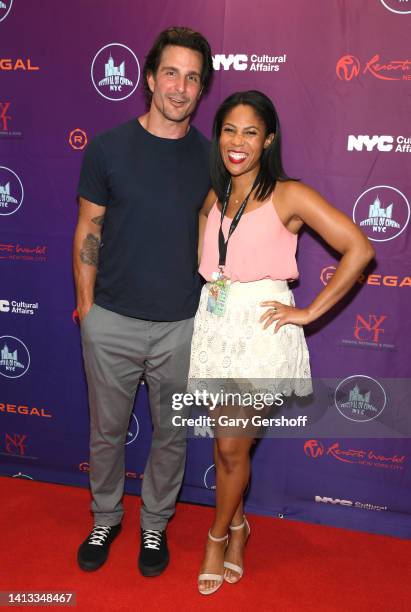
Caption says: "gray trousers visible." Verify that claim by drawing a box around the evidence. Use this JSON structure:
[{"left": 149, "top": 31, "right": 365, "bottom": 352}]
[{"left": 81, "top": 304, "right": 194, "bottom": 530}]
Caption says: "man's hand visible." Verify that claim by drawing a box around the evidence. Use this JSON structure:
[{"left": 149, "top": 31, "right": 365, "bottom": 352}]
[{"left": 77, "top": 302, "right": 94, "bottom": 322}]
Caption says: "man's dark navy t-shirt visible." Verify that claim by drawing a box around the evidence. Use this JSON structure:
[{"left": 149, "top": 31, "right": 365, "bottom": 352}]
[{"left": 77, "top": 119, "right": 210, "bottom": 321}]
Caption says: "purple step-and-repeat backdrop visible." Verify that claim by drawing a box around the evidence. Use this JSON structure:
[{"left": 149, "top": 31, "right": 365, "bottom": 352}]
[{"left": 1, "top": 0, "right": 410, "bottom": 538}]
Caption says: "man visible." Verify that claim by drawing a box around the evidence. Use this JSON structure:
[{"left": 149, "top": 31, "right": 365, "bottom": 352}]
[{"left": 73, "top": 26, "right": 212, "bottom": 576}]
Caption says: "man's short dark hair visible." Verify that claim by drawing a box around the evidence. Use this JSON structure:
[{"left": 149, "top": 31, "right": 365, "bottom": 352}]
[{"left": 143, "top": 26, "right": 213, "bottom": 103}]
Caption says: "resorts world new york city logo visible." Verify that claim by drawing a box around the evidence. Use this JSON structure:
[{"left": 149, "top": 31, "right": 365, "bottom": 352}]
[
  {"left": 91, "top": 43, "right": 140, "bottom": 101},
  {"left": 0, "top": 166, "right": 24, "bottom": 216},
  {"left": 304, "top": 439, "right": 406, "bottom": 470},
  {"left": 336, "top": 54, "right": 411, "bottom": 81},
  {"left": 0, "top": 0, "right": 13, "bottom": 23}
]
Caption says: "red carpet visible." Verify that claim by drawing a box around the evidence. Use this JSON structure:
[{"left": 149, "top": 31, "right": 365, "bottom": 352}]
[{"left": 1, "top": 476, "right": 410, "bottom": 611}]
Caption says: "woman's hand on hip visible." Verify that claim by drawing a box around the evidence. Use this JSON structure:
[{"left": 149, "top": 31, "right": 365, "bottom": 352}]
[{"left": 259, "top": 300, "right": 312, "bottom": 332}]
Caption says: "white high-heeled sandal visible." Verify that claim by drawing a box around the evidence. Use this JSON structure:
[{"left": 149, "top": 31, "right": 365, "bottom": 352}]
[
  {"left": 224, "top": 516, "right": 250, "bottom": 584},
  {"left": 198, "top": 530, "right": 229, "bottom": 595}
]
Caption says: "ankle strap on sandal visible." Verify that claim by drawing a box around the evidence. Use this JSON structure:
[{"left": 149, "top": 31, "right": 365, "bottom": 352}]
[
  {"left": 208, "top": 530, "right": 229, "bottom": 542},
  {"left": 229, "top": 515, "right": 247, "bottom": 531}
]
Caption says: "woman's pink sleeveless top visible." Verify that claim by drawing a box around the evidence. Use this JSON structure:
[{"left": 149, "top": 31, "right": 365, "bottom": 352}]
[{"left": 199, "top": 198, "right": 299, "bottom": 282}]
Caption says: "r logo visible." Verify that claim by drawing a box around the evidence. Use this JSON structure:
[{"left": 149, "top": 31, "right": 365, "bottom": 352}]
[
  {"left": 69, "top": 129, "right": 88, "bottom": 150},
  {"left": 336, "top": 55, "right": 361, "bottom": 81}
]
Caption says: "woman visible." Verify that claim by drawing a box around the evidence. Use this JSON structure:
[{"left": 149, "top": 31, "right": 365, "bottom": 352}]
[{"left": 189, "top": 91, "right": 374, "bottom": 595}]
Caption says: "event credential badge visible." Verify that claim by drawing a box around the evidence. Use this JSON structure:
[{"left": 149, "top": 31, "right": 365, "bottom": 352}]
[{"left": 207, "top": 271, "right": 231, "bottom": 316}]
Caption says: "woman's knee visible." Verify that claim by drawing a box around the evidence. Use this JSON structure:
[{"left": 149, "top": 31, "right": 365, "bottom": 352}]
[{"left": 216, "top": 439, "right": 250, "bottom": 472}]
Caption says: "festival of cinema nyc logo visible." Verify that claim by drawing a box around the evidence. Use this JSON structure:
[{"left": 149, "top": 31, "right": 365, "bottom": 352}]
[
  {"left": 336, "top": 54, "right": 411, "bottom": 81},
  {"left": 353, "top": 186, "right": 410, "bottom": 242},
  {"left": 91, "top": 43, "right": 140, "bottom": 101},
  {"left": 0, "top": 166, "right": 24, "bottom": 215},
  {"left": 0, "top": 336, "right": 30, "bottom": 378},
  {"left": 380, "top": 0, "right": 411, "bottom": 14},
  {"left": 334, "top": 375, "right": 386, "bottom": 422},
  {"left": 0, "top": 0, "right": 13, "bottom": 23}
]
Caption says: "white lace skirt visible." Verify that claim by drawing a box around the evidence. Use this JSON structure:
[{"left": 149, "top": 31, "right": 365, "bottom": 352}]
[{"left": 188, "top": 279, "right": 312, "bottom": 397}]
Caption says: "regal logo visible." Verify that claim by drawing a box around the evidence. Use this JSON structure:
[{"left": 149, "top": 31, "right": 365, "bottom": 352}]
[
  {"left": 321, "top": 265, "right": 411, "bottom": 288},
  {"left": 0, "top": 403, "right": 52, "bottom": 418},
  {"left": 0, "top": 58, "right": 39, "bottom": 71}
]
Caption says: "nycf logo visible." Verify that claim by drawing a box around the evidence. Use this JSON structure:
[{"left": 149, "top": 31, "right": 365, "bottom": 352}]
[
  {"left": 0, "top": 102, "right": 11, "bottom": 131},
  {"left": 91, "top": 43, "right": 140, "bottom": 101},
  {"left": 347, "top": 135, "right": 411, "bottom": 154},
  {"left": 334, "top": 375, "right": 386, "bottom": 422},
  {"left": 353, "top": 186, "right": 410, "bottom": 242},
  {"left": 336, "top": 54, "right": 411, "bottom": 81},
  {"left": 0, "top": 166, "right": 24, "bottom": 216},
  {"left": 380, "top": 0, "right": 411, "bottom": 14},
  {"left": 0, "top": 0, "right": 13, "bottom": 23},
  {"left": 69, "top": 128, "right": 88, "bottom": 150},
  {"left": 354, "top": 315, "right": 386, "bottom": 343},
  {"left": 0, "top": 336, "right": 30, "bottom": 378},
  {"left": 4, "top": 433, "right": 27, "bottom": 456}
]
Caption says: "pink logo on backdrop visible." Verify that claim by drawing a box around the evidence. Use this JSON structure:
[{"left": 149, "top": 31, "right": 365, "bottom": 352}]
[
  {"left": 336, "top": 55, "right": 360, "bottom": 81},
  {"left": 304, "top": 439, "right": 324, "bottom": 458},
  {"left": 353, "top": 186, "right": 410, "bottom": 243},
  {"left": 380, "top": 0, "right": 411, "bottom": 14},
  {"left": 336, "top": 54, "right": 411, "bottom": 81}
]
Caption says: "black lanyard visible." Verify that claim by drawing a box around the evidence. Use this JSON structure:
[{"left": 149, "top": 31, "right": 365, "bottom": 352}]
[{"left": 218, "top": 180, "right": 255, "bottom": 268}]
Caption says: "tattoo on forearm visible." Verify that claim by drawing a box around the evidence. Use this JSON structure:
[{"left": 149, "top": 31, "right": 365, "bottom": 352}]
[
  {"left": 91, "top": 215, "right": 105, "bottom": 227},
  {"left": 80, "top": 233, "right": 100, "bottom": 266}
]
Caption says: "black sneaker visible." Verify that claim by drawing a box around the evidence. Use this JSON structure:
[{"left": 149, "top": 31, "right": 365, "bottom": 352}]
[
  {"left": 77, "top": 523, "right": 121, "bottom": 571},
  {"left": 138, "top": 528, "right": 169, "bottom": 577}
]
